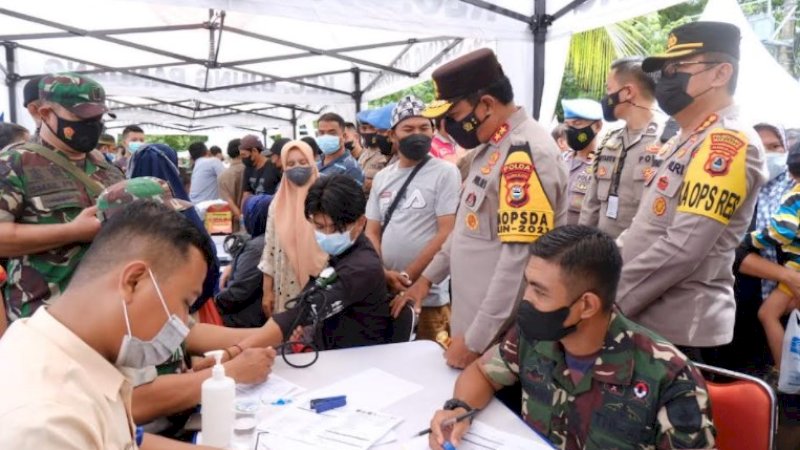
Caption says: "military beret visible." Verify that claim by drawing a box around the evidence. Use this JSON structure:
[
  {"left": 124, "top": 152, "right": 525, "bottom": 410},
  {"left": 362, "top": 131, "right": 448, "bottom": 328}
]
[
  {"left": 96, "top": 177, "right": 193, "bottom": 222},
  {"left": 39, "top": 73, "right": 113, "bottom": 119},
  {"left": 562, "top": 99, "right": 603, "bottom": 121}
]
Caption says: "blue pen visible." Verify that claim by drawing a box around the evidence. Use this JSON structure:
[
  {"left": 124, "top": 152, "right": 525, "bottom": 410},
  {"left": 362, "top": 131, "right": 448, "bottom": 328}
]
[{"left": 443, "top": 442, "right": 456, "bottom": 450}]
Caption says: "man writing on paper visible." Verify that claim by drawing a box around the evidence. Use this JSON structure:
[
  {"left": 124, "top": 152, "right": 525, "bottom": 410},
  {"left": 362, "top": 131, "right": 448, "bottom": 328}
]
[{"left": 428, "top": 226, "right": 715, "bottom": 450}]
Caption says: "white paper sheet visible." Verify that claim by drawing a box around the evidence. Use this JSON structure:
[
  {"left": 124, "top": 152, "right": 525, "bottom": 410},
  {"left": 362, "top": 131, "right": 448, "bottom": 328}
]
[
  {"left": 399, "top": 421, "right": 553, "bottom": 450},
  {"left": 235, "top": 373, "right": 306, "bottom": 405},
  {"left": 256, "top": 405, "right": 402, "bottom": 450},
  {"left": 294, "top": 367, "right": 423, "bottom": 411}
]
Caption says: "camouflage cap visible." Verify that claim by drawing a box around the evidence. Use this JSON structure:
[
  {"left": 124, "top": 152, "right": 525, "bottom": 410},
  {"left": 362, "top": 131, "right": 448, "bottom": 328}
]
[
  {"left": 39, "top": 73, "right": 111, "bottom": 119},
  {"left": 96, "top": 177, "right": 194, "bottom": 222}
]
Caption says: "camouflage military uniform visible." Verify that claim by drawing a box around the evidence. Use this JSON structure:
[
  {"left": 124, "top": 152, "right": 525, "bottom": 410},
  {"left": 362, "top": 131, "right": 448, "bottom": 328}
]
[
  {"left": 480, "top": 312, "right": 716, "bottom": 449},
  {"left": 0, "top": 73, "right": 124, "bottom": 321}
]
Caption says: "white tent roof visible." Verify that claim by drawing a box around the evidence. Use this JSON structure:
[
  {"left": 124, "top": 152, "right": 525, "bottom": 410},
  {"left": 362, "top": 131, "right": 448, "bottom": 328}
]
[
  {"left": 702, "top": 0, "right": 800, "bottom": 128},
  {"left": 0, "top": 0, "right": 684, "bottom": 137}
]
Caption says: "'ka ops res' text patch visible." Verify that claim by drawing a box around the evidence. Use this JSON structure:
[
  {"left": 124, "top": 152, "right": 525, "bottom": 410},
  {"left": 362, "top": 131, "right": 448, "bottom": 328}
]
[{"left": 676, "top": 129, "right": 748, "bottom": 225}]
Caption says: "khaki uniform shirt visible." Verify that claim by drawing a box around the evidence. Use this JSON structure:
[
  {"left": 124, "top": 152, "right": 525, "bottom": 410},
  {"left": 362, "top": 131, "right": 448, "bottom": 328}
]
[
  {"left": 423, "top": 108, "right": 568, "bottom": 352},
  {"left": 0, "top": 308, "right": 136, "bottom": 449},
  {"left": 358, "top": 147, "right": 388, "bottom": 186},
  {"left": 579, "top": 120, "right": 663, "bottom": 238},
  {"left": 618, "top": 106, "right": 767, "bottom": 346},
  {"left": 564, "top": 152, "right": 594, "bottom": 225}
]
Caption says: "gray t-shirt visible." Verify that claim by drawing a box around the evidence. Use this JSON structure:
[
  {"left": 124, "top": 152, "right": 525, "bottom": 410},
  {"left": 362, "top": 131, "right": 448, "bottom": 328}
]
[
  {"left": 366, "top": 157, "right": 461, "bottom": 307},
  {"left": 189, "top": 157, "right": 225, "bottom": 203}
]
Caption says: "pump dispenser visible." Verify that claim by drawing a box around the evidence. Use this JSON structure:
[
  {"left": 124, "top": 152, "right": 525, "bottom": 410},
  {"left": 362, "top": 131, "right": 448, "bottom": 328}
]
[{"left": 201, "top": 350, "right": 235, "bottom": 447}]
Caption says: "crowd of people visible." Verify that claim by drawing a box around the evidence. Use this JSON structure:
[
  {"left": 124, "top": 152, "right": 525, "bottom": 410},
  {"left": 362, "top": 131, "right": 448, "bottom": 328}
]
[{"left": 0, "top": 18, "right": 798, "bottom": 450}]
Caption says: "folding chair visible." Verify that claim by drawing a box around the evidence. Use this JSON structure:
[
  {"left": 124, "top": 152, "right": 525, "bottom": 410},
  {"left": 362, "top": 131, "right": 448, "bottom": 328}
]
[{"left": 694, "top": 363, "right": 777, "bottom": 450}]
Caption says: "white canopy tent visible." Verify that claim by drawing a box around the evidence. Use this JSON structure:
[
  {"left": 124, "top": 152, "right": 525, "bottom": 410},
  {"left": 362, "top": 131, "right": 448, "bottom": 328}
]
[
  {"left": 702, "top": 0, "right": 800, "bottom": 128},
  {"left": 0, "top": 0, "right": 686, "bottom": 141}
]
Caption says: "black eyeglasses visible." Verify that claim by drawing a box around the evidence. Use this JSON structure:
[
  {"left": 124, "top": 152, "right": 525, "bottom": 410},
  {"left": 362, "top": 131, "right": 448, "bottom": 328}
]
[{"left": 661, "top": 61, "right": 723, "bottom": 77}]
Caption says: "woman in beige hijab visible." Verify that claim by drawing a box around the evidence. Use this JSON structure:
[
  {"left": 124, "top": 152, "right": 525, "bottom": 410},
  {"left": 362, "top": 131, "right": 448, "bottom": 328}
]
[{"left": 258, "top": 140, "right": 328, "bottom": 316}]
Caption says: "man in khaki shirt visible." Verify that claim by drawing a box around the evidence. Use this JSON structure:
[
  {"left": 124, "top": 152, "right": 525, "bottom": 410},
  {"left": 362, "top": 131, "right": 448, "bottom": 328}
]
[
  {"left": 357, "top": 105, "right": 394, "bottom": 194},
  {"left": 0, "top": 195, "right": 240, "bottom": 449},
  {"left": 405, "top": 48, "right": 568, "bottom": 368},
  {"left": 618, "top": 22, "right": 766, "bottom": 360},
  {"left": 218, "top": 138, "right": 245, "bottom": 232},
  {"left": 579, "top": 57, "right": 664, "bottom": 238}
]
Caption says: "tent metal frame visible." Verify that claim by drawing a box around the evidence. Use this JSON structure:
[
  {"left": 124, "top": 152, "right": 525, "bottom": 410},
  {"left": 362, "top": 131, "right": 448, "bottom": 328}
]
[
  {"left": 0, "top": 6, "right": 463, "bottom": 128},
  {"left": 459, "top": 0, "right": 589, "bottom": 119}
]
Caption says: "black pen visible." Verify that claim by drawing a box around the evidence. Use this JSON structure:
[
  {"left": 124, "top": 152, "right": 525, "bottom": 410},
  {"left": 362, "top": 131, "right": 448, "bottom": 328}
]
[{"left": 415, "top": 409, "right": 480, "bottom": 436}]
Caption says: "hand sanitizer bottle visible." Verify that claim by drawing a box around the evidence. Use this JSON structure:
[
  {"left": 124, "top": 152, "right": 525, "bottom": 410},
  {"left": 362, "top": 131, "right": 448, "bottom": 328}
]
[{"left": 201, "top": 350, "right": 235, "bottom": 447}]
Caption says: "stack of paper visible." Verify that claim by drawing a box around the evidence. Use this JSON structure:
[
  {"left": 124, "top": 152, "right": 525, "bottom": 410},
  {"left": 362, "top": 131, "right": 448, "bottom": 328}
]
[{"left": 400, "top": 421, "right": 554, "bottom": 450}]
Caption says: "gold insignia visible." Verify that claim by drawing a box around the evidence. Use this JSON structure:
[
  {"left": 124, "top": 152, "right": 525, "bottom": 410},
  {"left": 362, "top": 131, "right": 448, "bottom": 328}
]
[
  {"left": 652, "top": 196, "right": 667, "bottom": 216},
  {"left": 465, "top": 212, "right": 479, "bottom": 231},
  {"left": 667, "top": 33, "right": 678, "bottom": 49}
]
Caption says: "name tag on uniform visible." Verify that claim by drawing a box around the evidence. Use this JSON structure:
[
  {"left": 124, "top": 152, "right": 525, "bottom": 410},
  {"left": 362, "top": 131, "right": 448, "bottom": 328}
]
[{"left": 606, "top": 195, "right": 619, "bottom": 219}]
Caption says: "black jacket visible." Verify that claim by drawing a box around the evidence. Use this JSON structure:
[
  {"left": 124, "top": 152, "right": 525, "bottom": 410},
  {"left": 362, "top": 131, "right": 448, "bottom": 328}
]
[
  {"left": 216, "top": 235, "right": 267, "bottom": 328},
  {"left": 272, "top": 233, "right": 391, "bottom": 350}
]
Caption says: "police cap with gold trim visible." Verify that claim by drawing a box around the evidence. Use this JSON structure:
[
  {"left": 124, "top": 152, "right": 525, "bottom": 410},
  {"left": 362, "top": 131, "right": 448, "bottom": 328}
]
[
  {"left": 642, "top": 21, "right": 741, "bottom": 73},
  {"left": 422, "top": 48, "right": 505, "bottom": 118}
]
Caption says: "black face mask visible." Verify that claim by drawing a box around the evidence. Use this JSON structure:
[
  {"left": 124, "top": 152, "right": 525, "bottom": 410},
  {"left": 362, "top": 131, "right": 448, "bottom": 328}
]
[
  {"left": 566, "top": 124, "right": 596, "bottom": 151},
  {"left": 601, "top": 88, "right": 628, "bottom": 122},
  {"left": 655, "top": 72, "right": 696, "bottom": 116},
  {"left": 375, "top": 134, "right": 393, "bottom": 156},
  {"left": 655, "top": 66, "right": 717, "bottom": 117},
  {"left": 398, "top": 134, "right": 432, "bottom": 161},
  {"left": 242, "top": 155, "right": 255, "bottom": 168},
  {"left": 361, "top": 133, "right": 376, "bottom": 149},
  {"left": 444, "top": 103, "right": 489, "bottom": 150},
  {"left": 517, "top": 297, "right": 583, "bottom": 344},
  {"left": 45, "top": 114, "right": 104, "bottom": 154},
  {"left": 344, "top": 141, "right": 355, "bottom": 152}
]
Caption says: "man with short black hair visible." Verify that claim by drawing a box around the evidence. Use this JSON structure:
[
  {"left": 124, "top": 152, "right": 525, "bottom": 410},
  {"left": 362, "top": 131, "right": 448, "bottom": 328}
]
[
  {"left": 316, "top": 112, "right": 365, "bottom": 184},
  {"left": 239, "top": 134, "right": 282, "bottom": 205},
  {"left": 117, "top": 124, "right": 145, "bottom": 172},
  {"left": 218, "top": 138, "right": 245, "bottom": 231},
  {"left": 269, "top": 137, "right": 290, "bottom": 171},
  {"left": 236, "top": 174, "right": 391, "bottom": 351},
  {"left": 0, "top": 123, "right": 29, "bottom": 151},
  {"left": 618, "top": 21, "right": 766, "bottom": 358},
  {"left": 188, "top": 141, "right": 225, "bottom": 204},
  {"left": 344, "top": 121, "right": 363, "bottom": 159},
  {"left": 0, "top": 200, "right": 224, "bottom": 450},
  {"left": 579, "top": 57, "right": 663, "bottom": 238},
  {"left": 209, "top": 145, "right": 224, "bottom": 162},
  {"left": 427, "top": 225, "right": 715, "bottom": 450},
  {"left": 23, "top": 75, "right": 43, "bottom": 140}
]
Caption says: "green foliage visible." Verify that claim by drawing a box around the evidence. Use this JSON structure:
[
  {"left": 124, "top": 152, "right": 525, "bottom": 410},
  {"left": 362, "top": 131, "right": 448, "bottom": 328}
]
[
  {"left": 368, "top": 80, "right": 435, "bottom": 108},
  {"left": 142, "top": 134, "right": 208, "bottom": 151}
]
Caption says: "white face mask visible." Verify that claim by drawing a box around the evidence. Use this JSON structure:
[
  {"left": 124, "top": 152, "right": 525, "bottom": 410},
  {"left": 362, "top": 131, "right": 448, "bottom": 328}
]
[
  {"left": 115, "top": 268, "right": 190, "bottom": 369},
  {"left": 766, "top": 152, "right": 788, "bottom": 182}
]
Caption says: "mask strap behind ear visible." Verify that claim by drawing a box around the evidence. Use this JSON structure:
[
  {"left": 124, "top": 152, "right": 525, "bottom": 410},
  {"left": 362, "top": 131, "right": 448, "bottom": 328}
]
[
  {"left": 147, "top": 268, "right": 172, "bottom": 317},
  {"left": 120, "top": 298, "right": 133, "bottom": 335}
]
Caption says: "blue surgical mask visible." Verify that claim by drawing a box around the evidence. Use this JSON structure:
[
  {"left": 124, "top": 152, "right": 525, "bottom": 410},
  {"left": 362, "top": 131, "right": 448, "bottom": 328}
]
[
  {"left": 316, "top": 135, "right": 341, "bottom": 155},
  {"left": 314, "top": 228, "right": 355, "bottom": 256},
  {"left": 128, "top": 141, "right": 145, "bottom": 153},
  {"left": 766, "top": 152, "right": 787, "bottom": 181},
  {"left": 115, "top": 268, "right": 190, "bottom": 369}
]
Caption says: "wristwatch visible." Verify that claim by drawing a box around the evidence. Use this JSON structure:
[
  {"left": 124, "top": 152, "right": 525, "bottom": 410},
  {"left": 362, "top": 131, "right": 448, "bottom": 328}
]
[{"left": 443, "top": 398, "right": 474, "bottom": 413}]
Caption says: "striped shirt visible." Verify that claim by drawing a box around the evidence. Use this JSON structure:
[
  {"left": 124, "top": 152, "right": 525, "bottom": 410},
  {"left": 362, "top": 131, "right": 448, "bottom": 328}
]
[{"left": 749, "top": 183, "right": 800, "bottom": 268}]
